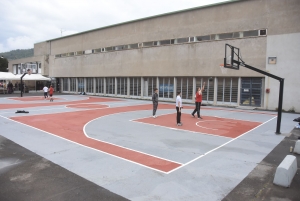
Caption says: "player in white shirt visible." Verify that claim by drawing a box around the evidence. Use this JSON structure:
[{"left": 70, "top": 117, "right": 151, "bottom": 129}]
[
  {"left": 176, "top": 91, "right": 182, "bottom": 126},
  {"left": 43, "top": 85, "right": 49, "bottom": 99}
]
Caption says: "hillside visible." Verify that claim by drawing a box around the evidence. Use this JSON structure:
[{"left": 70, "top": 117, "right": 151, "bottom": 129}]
[{"left": 0, "top": 48, "right": 34, "bottom": 60}]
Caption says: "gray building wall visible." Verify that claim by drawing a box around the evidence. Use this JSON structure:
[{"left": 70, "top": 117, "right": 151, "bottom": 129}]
[{"left": 265, "top": 32, "right": 300, "bottom": 112}]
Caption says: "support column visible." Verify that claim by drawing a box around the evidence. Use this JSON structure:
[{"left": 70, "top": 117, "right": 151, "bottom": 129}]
[
  {"left": 127, "top": 77, "right": 130, "bottom": 97},
  {"left": 93, "top": 78, "right": 96, "bottom": 94},
  {"left": 237, "top": 77, "right": 241, "bottom": 106},
  {"left": 173, "top": 77, "right": 177, "bottom": 100},
  {"left": 141, "top": 77, "right": 144, "bottom": 98},
  {"left": 84, "top": 78, "right": 87, "bottom": 93},
  {"left": 68, "top": 78, "right": 70, "bottom": 92},
  {"left": 192, "top": 77, "right": 196, "bottom": 102},
  {"left": 76, "top": 78, "right": 78, "bottom": 93},
  {"left": 213, "top": 77, "right": 218, "bottom": 105},
  {"left": 103, "top": 78, "right": 106, "bottom": 95},
  {"left": 115, "top": 77, "right": 117, "bottom": 96}
]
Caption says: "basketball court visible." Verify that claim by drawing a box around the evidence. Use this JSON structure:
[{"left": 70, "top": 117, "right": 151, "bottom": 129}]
[{"left": 0, "top": 94, "right": 298, "bottom": 200}]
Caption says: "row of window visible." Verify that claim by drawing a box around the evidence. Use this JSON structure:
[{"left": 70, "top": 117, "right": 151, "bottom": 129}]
[
  {"left": 55, "top": 29, "right": 267, "bottom": 58},
  {"left": 62, "top": 77, "right": 241, "bottom": 104},
  {"left": 12, "top": 63, "right": 41, "bottom": 74}
]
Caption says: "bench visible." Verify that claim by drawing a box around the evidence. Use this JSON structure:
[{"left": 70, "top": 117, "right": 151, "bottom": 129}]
[{"left": 273, "top": 155, "right": 297, "bottom": 187}]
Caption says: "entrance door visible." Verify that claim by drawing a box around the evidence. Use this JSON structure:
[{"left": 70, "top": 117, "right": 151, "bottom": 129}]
[{"left": 240, "top": 78, "right": 262, "bottom": 107}]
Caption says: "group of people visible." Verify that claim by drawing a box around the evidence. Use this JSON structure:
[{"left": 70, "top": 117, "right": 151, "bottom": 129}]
[
  {"left": 42, "top": 85, "right": 54, "bottom": 102},
  {"left": 152, "top": 82, "right": 206, "bottom": 126}
]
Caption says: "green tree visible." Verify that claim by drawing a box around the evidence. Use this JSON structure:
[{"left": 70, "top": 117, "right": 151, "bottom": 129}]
[{"left": 0, "top": 57, "right": 9, "bottom": 72}]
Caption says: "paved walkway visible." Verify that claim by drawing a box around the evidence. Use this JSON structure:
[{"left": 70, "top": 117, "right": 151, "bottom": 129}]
[{"left": 0, "top": 93, "right": 299, "bottom": 200}]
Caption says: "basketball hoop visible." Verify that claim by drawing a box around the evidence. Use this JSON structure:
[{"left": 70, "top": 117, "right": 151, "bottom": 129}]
[
  {"left": 27, "top": 69, "right": 31, "bottom": 75},
  {"left": 219, "top": 64, "right": 228, "bottom": 75}
]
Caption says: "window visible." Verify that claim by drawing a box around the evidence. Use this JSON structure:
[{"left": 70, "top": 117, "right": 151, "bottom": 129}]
[
  {"left": 143, "top": 41, "right": 154, "bottom": 47},
  {"left": 68, "top": 52, "right": 75, "bottom": 56},
  {"left": 115, "top": 45, "right": 128, "bottom": 51},
  {"left": 159, "top": 40, "right": 171, "bottom": 46},
  {"left": 55, "top": 54, "right": 61, "bottom": 58},
  {"left": 196, "top": 77, "right": 214, "bottom": 102},
  {"left": 218, "top": 33, "right": 234, "bottom": 40},
  {"left": 176, "top": 37, "right": 189, "bottom": 44},
  {"left": 76, "top": 51, "right": 84, "bottom": 55},
  {"left": 94, "top": 48, "right": 101, "bottom": 53},
  {"left": 196, "top": 35, "right": 210, "bottom": 41},
  {"left": 159, "top": 77, "right": 174, "bottom": 99},
  {"left": 96, "top": 78, "right": 104, "bottom": 94},
  {"left": 63, "top": 78, "right": 69, "bottom": 91},
  {"left": 78, "top": 78, "right": 84, "bottom": 93},
  {"left": 128, "top": 43, "right": 139, "bottom": 49},
  {"left": 117, "top": 77, "right": 127, "bottom": 95},
  {"left": 106, "top": 77, "right": 115, "bottom": 95},
  {"left": 86, "top": 78, "right": 93, "bottom": 93},
  {"left": 146, "top": 77, "right": 157, "bottom": 97},
  {"left": 130, "top": 77, "right": 141, "bottom": 96},
  {"left": 243, "top": 30, "right": 258, "bottom": 37},
  {"left": 105, "top": 47, "right": 114, "bottom": 52},
  {"left": 70, "top": 78, "right": 76, "bottom": 92},
  {"left": 177, "top": 77, "right": 193, "bottom": 100}
]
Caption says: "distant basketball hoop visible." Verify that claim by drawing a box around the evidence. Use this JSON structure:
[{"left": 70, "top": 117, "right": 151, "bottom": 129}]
[{"left": 219, "top": 64, "right": 228, "bottom": 74}]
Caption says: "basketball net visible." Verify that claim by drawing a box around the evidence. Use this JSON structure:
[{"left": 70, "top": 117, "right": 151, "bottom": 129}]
[{"left": 219, "top": 64, "right": 227, "bottom": 75}]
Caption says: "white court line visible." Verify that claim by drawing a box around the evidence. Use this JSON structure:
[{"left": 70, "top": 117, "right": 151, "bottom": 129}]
[
  {"left": 1, "top": 105, "right": 276, "bottom": 174},
  {"left": 0, "top": 114, "right": 173, "bottom": 174},
  {"left": 166, "top": 116, "right": 277, "bottom": 174},
  {"left": 195, "top": 120, "right": 219, "bottom": 130},
  {"left": 83, "top": 110, "right": 183, "bottom": 167},
  {"left": 130, "top": 113, "right": 232, "bottom": 139}
]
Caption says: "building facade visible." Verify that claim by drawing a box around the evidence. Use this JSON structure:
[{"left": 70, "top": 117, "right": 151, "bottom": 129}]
[{"left": 9, "top": 0, "right": 300, "bottom": 111}]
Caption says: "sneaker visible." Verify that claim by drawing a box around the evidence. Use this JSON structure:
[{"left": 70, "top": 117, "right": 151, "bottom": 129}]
[
  {"left": 191, "top": 113, "right": 195, "bottom": 118},
  {"left": 177, "top": 123, "right": 182, "bottom": 126},
  {"left": 153, "top": 116, "right": 156, "bottom": 118},
  {"left": 199, "top": 116, "right": 203, "bottom": 119},
  {"left": 155, "top": 115, "right": 157, "bottom": 118}
]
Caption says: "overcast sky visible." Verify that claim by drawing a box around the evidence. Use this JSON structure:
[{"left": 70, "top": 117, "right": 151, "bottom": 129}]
[{"left": 0, "top": 0, "right": 229, "bottom": 52}]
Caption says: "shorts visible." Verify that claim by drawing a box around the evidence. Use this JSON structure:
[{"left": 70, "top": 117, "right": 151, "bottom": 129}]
[
  {"left": 49, "top": 94, "right": 53, "bottom": 97},
  {"left": 44, "top": 92, "right": 48, "bottom": 97}
]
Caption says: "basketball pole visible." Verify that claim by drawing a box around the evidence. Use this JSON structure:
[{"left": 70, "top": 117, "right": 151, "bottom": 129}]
[
  {"left": 20, "top": 69, "right": 31, "bottom": 97},
  {"left": 233, "top": 60, "right": 284, "bottom": 134}
]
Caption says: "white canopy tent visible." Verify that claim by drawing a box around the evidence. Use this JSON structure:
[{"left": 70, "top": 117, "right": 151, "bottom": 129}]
[
  {"left": 14, "top": 74, "right": 51, "bottom": 81},
  {"left": 0, "top": 72, "right": 51, "bottom": 93},
  {"left": 0, "top": 72, "right": 19, "bottom": 80},
  {"left": 0, "top": 72, "right": 51, "bottom": 81}
]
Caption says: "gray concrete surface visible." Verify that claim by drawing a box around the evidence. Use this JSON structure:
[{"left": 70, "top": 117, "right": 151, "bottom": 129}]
[
  {"left": 0, "top": 135, "right": 129, "bottom": 201},
  {"left": 223, "top": 128, "right": 300, "bottom": 201},
  {"left": 1, "top": 94, "right": 300, "bottom": 200}
]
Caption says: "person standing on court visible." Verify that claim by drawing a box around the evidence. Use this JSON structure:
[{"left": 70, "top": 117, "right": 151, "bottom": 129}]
[
  {"left": 49, "top": 85, "right": 54, "bottom": 102},
  {"left": 152, "top": 88, "right": 158, "bottom": 118},
  {"left": 176, "top": 91, "right": 182, "bottom": 126},
  {"left": 192, "top": 82, "right": 206, "bottom": 119},
  {"left": 43, "top": 85, "right": 49, "bottom": 99}
]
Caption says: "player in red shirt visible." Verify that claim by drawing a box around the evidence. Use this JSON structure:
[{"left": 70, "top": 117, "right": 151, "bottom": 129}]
[
  {"left": 192, "top": 82, "right": 205, "bottom": 119},
  {"left": 49, "top": 85, "right": 54, "bottom": 102}
]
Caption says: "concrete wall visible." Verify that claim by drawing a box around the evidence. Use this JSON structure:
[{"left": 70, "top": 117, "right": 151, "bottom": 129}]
[
  {"left": 8, "top": 56, "right": 46, "bottom": 76},
  {"left": 265, "top": 32, "right": 300, "bottom": 112},
  {"left": 50, "top": 37, "right": 266, "bottom": 77}
]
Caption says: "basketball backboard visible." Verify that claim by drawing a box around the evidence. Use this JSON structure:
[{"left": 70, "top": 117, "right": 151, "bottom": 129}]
[{"left": 224, "top": 44, "right": 240, "bottom": 70}]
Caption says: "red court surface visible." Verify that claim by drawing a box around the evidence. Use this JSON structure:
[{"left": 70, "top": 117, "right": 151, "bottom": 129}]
[
  {"left": 133, "top": 113, "right": 262, "bottom": 138},
  {"left": 9, "top": 97, "right": 62, "bottom": 101},
  {"left": 11, "top": 103, "right": 182, "bottom": 173},
  {"left": 66, "top": 103, "right": 109, "bottom": 109},
  {"left": 0, "top": 97, "right": 121, "bottom": 109}
]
